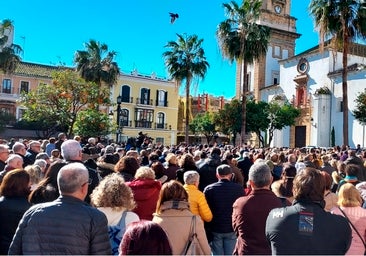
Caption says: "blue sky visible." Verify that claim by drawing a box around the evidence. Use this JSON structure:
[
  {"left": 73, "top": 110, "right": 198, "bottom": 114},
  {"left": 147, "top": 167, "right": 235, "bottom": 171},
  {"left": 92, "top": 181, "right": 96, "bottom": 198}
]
[{"left": 1, "top": 0, "right": 318, "bottom": 98}]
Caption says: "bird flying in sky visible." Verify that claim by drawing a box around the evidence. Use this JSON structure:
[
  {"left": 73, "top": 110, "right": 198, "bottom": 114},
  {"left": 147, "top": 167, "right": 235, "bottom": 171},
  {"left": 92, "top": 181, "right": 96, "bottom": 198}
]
[{"left": 169, "top": 13, "right": 179, "bottom": 24}]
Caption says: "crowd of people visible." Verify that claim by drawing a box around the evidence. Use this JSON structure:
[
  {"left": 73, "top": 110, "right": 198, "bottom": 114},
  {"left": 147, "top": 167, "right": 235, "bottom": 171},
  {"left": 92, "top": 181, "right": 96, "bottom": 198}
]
[{"left": 0, "top": 132, "right": 366, "bottom": 255}]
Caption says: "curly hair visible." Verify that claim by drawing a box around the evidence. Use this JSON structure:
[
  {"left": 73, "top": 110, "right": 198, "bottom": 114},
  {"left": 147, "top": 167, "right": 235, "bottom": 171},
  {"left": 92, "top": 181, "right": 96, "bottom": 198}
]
[{"left": 90, "top": 173, "right": 136, "bottom": 211}]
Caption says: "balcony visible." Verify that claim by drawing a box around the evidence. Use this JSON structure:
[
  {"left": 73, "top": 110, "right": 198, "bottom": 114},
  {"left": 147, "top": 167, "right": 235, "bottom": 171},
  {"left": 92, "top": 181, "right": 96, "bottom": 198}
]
[
  {"left": 155, "top": 123, "right": 169, "bottom": 129},
  {"left": 135, "top": 120, "right": 153, "bottom": 128},
  {"left": 136, "top": 98, "right": 153, "bottom": 106}
]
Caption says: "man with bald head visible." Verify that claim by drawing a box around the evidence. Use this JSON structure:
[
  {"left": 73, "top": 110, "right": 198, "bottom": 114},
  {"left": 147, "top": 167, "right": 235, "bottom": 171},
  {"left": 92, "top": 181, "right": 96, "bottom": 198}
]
[{"left": 9, "top": 163, "right": 111, "bottom": 255}]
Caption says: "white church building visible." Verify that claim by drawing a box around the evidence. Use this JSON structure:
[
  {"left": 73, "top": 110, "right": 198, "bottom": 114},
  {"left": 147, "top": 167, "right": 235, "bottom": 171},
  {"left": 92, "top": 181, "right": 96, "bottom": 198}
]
[{"left": 261, "top": 43, "right": 366, "bottom": 148}]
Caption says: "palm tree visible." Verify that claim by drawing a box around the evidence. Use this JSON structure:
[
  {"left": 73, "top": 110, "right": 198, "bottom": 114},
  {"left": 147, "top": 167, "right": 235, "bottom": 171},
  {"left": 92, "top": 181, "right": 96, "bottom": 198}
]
[
  {"left": 163, "top": 33, "right": 209, "bottom": 144},
  {"left": 217, "top": 0, "right": 270, "bottom": 146},
  {"left": 0, "top": 19, "right": 22, "bottom": 74},
  {"left": 309, "top": 0, "right": 366, "bottom": 146},
  {"left": 74, "top": 39, "right": 120, "bottom": 108}
]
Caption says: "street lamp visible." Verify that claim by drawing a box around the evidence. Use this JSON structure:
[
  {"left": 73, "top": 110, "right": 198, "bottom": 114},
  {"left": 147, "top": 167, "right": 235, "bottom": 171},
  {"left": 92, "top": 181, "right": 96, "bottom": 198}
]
[{"left": 116, "top": 95, "right": 122, "bottom": 143}]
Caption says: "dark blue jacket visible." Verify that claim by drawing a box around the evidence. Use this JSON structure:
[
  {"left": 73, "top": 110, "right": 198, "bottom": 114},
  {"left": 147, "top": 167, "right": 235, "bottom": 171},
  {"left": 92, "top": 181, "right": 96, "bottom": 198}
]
[
  {"left": 9, "top": 195, "right": 111, "bottom": 255},
  {"left": 204, "top": 179, "right": 245, "bottom": 233},
  {"left": 266, "top": 200, "right": 352, "bottom": 255}
]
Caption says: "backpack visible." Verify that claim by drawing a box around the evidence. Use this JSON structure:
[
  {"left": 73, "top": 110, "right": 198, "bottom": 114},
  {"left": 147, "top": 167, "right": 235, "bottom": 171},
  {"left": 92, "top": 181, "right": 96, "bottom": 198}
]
[{"left": 108, "top": 211, "right": 128, "bottom": 255}]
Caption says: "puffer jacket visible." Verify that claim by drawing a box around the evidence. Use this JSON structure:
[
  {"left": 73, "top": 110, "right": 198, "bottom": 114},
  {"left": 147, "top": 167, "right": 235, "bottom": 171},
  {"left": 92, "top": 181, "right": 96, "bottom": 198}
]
[
  {"left": 152, "top": 200, "right": 211, "bottom": 255},
  {"left": 8, "top": 195, "right": 111, "bottom": 255},
  {"left": 126, "top": 178, "right": 161, "bottom": 220},
  {"left": 184, "top": 184, "right": 213, "bottom": 222}
]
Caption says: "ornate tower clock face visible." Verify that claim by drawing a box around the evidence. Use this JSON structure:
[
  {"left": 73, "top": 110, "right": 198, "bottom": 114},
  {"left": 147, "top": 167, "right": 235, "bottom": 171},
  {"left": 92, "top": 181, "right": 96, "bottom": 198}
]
[{"left": 274, "top": 5, "right": 282, "bottom": 14}]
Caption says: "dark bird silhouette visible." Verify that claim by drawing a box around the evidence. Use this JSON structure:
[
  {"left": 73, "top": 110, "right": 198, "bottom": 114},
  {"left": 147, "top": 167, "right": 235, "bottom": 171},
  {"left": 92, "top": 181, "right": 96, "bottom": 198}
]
[{"left": 169, "top": 13, "right": 179, "bottom": 24}]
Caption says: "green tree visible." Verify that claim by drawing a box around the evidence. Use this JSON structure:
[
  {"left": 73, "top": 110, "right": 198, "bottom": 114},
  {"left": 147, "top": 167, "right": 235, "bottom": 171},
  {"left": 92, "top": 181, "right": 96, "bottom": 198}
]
[
  {"left": 189, "top": 112, "right": 216, "bottom": 144},
  {"left": 246, "top": 100, "right": 270, "bottom": 147},
  {"left": 246, "top": 100, "right": 300, "bottom": 147},
  {"left": 353, "top": 88, "right": 366, "bottom": 124},
  {"left": 266, "top": 102, "right": 300, "bottom": 147},
  {"left": 309, "top": 0, "right": 366, "bottom": 145},
  {"left": 163, "top": 34, "right": 209, "bottom": 144},
  {"left": 0, "top": 19, "right": 22, "bottom": 74},
  {"left": 0, "top": 112, "right": 15, "bottom": 132},
  {"left": 20, "top": 70, "right": 111, "bottom": 137},
  {"left": 214, "top": 99, "right": 242, "bottom": 145},
  {"left": 74, "top": 39, "right": 120, "bottom": 108},
  {"left": 73, "top": 109, "right": 112, "bottom": 138},
  {"left": 217, "top": 0, "right": 270, "bottom": 146}
]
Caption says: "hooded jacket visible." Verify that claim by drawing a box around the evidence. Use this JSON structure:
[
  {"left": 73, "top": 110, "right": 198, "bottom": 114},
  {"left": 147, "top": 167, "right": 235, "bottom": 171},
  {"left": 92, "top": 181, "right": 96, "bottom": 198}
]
[{"left": 126, "top": 178, "right": 161, "bottom": 220}]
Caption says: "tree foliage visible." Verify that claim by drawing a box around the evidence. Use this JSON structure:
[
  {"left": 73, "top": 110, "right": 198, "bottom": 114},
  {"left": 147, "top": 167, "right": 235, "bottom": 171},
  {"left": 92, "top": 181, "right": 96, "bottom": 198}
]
[
  {"left": 163, "top": 33, "right": 209, "bottom": 144},
  {"left": 217, "top": 99, "right": 300, "bottom": 147},
  {"left": 0, "top": 112, "right": 15, "bottom": 132},
  {"left": 189, "top": 112, "right": 216, "bottom": 144},
  {"left": 74, "top": 39, "right": 120, "bottom": 86},
  {"left": 353, "top": 88, "right": 366, "bottom": 124},
  {"left": 214, "top": 99, "right": 242, "bottom": 145},
  {"left": 309, "top": 0, "right": 366, "bottom": 145},
  {"left": 217, "top": 0, "right": 270, "bottom": 145},
  {"left": 73, "top": 109, "right": 112, "bottom": 138},
  {"left": 19, "top": 70, "right": 112, "bottom": 137},
  {"left": 0, "top": 19, "right": 22, "bottom": 74}
]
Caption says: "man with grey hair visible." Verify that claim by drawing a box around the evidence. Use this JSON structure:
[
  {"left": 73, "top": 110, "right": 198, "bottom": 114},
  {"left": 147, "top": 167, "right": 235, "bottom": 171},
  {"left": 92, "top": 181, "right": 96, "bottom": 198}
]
[
  {"left": 0, "top": 154, "right": 24, "bottom": 184},
  {"left": 232, "top": 162, "right": 282, "bottom": 255},
  {"left": 0, "top": 144, "right": 9, "bottom": 171},
  {"left": 9, "top": 163, "right": 111, "bottom": 255},
  {"left": 45, "top": 139, "right": 100, "bottom": 204},
  {"left": 12, "top": 142, "right": 27, "bottom": 167}
]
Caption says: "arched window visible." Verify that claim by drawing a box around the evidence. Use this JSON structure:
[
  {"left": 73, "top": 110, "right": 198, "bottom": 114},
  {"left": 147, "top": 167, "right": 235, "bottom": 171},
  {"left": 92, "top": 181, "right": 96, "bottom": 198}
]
[
  {"left": 140, "top": 88, "right": 150, "bottom": 105},
  {"left": 121, "top": 85, "right": 130, "bottom": 103},
  {"left": 120, "top": 109, "right": 129, "bottom": 127},
  {"left": 157, "top": 112, "right": 165, "bottom": 129}
]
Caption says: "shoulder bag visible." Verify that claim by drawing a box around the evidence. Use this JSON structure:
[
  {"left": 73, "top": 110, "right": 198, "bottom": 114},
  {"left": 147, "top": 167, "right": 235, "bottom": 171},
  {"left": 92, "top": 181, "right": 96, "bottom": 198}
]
[
  {"left": 338, "top": 207, "right": 366, "bottom": 255},
  {"left": 182, "top": 215, "right": 204, "bottom": 255}
]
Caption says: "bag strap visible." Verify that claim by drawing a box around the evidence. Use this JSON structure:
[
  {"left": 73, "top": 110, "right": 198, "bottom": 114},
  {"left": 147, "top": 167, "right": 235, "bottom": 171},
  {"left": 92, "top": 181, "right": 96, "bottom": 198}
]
[
  {"left": 117, "top": 211, "right": 128, "bottom": 229},
  {"left": 338, "top": 207, "right": 366, "bottom": 248},
  {"left": 183, "top": 216, "right": 196, "bottom": 255}
]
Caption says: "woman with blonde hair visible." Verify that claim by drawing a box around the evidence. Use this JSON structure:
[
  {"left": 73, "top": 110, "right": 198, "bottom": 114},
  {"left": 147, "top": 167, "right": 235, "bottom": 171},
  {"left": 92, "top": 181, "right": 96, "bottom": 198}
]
[
  {"left": 152, "top": 180, "right": 211, "bottom": 255},
  {"left": 90, "top": 173, "right": 139, "bottom": 255},
  {"left": 332, "top": 183, "right": 366, "bottom": 255},
  {"left": 126, "top": 166, "right": 162, "bottom": 220}
]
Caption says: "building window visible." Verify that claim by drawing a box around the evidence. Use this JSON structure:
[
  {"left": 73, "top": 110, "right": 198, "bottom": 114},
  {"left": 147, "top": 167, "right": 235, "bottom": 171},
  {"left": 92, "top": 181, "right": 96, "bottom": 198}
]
[
  {"left": 339, "top": 100, "right": 343, "bottom": 112},
  {"left": 20, "top": 81, "right": 29, "bottom": 93},
  {"left": 272, "top": 71, "right": 280, "bottom": 85},
  {"left": 2, "top": 79, "right": 11, "bottom": 94},
  {"left": 121, "top": 85, "right": 130, "bottom": 103},
  {"left": 155, "top": 137, "right": 164, "bottom": 145},
  {"left": 273, "top": 45, "right": 282, "bottom": 59},
  {"left": 135, "top": 108, "right": 153, "bottom": 128},
  {"left": 156, "top": 90, "right": 168, "bottom": 107},
  {"left": 156, "top": 112, "right": 165, "bottom": 129},
  {"left": 140, "top": 88, "right": 151, "bottom": 105},
  {"left": 119, "top": 109, "right": 129, "bottom": 127}
]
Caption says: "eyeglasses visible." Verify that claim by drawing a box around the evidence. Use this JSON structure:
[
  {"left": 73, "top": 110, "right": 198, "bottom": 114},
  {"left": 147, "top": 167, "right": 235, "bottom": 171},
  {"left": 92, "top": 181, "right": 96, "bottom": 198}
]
[{"left": 82, "top": 178, "right": 92, "bottom": 187}]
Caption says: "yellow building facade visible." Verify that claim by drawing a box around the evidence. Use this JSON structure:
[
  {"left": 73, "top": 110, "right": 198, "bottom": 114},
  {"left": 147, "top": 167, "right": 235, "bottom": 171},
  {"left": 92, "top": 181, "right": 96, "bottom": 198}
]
[{"left": 111, "top": 71, "right": 178, "bottom": 146}]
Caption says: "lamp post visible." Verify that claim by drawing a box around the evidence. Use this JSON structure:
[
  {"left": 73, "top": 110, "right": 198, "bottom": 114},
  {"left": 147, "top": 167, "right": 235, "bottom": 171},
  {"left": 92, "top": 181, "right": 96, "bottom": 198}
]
[{"left": 116, "top": 95, "right": 122, "bottom": 143}]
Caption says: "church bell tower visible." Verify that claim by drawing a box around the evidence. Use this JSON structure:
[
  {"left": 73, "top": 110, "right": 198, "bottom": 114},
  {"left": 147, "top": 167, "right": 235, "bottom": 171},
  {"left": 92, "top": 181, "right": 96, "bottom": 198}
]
[{"left": 235, "top": 0, "right": 300, "bottom": 101}]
